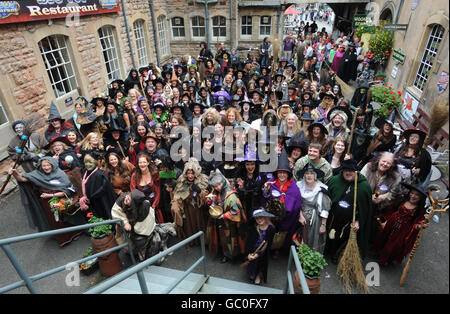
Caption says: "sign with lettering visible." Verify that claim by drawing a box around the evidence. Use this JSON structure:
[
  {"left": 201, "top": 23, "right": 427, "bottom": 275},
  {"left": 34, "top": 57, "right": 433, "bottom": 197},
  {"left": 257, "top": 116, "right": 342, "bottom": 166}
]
[
  {"left": 383, "top": 24, "right": 408, "bottom": 31},
  {"left": 0, "top": 0, "right": 120, "bottom": 25},
  {"left": 352, "top": 14, "right": 367, "bottom": 28},
  {"left": 392, "top": 48, "right": 406, "bottom": 64},
  {"left": 437, "top": 71, "right": 449, "bottom": 94}
]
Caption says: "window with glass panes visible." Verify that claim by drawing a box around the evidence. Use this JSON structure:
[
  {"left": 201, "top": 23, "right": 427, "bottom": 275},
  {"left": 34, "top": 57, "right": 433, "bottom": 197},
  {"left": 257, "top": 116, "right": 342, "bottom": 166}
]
[
  {"left": 192, "top": 16, "right": 206, "bottom": 38},
  {"left": 171, "top": 17, "right": 185, "bottom": 38},
  {"left": 260, "top": 16, "right": 271, "bottom": 36},
  {"left": 157, "top": 15, "right": 169, "bottom": 56},
  {"left": 241, "top": 16, "right": 252, "bottom": 36},
  {"left": 133, "top": 20, "right": 149, "bottom": 67},
  {"left": 38, "top": 35, "right": 78, "bottom": 98},
  {"left": 212, "top": 16, "right": 226, "bottom": 38},
  {"left": 98, "top": 26, "right": 122, "bottom": 81},
  {"left": 413, "top": 24, "right": 445, "bottom": 92}
]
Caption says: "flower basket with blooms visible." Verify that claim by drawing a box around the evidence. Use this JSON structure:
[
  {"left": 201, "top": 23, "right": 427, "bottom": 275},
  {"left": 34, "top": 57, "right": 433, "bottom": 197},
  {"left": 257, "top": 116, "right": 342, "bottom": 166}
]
[
  {"left": 79, "top": 245, "right": 99, "bottom": 275},
  {"left": 368, "top": 22, "right": 394, "bottom": 67},
  {"left": 88, "top": 214, "right": 113, "bottom": 239},
  {"left": 370, "top": 84, "right": 403, "bottom": 117},
  {"left": 297, "top": 243, "right": 328, "bottom": 280},
  {"left": 48, "top": 196, "right": 71, "bottom": 222}
]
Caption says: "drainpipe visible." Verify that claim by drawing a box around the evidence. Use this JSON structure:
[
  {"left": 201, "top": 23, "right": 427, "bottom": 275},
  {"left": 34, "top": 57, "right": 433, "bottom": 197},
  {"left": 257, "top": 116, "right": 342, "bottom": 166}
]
[
  {"left": 120, "top": 0, "right": 136, "bottom": 69},
  {"left": 148, "top": 0, "right": 161, "bottom": 67},
  {"left": 229, "top": 0, "right": 233, "bottom": 49},
  {"left": 394, "top": 0, "right": 404, "bottom": 23},
  {"left": 204, "top": 0, "right": 211, "bottom": 50}
]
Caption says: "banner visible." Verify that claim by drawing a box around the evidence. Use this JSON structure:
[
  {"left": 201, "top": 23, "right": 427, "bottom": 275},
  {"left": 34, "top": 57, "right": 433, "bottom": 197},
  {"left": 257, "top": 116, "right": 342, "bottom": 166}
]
[
  {"left": 0, "top": 0, "right": 120, "bottom": 25},
  {"left": 437, "top": 71, "right": 449, "bottom": 94}
]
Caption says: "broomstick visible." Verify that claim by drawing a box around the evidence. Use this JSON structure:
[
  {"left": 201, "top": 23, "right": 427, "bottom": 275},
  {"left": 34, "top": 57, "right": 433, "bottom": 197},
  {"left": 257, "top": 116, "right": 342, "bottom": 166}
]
[
  {"left": 337, "top": 171, "right": 370, "bottom": 294},
  {"left": 0, "top": 114, "right": 44, "bottom": 196},
  {"left": 346, "top": 108, "right": 360, "bottom": 156},
  {"left": 400, "top": 191, "right": 449, "bottom": 286},
  {"left": 423, "top": 97, "right": 449, "bottom": 148},
  {"left": 116, "top": 140, "right": 126, "bottom": 159},
  {"left": 240, "top": 240, "right": 267, "bottom": 268}
]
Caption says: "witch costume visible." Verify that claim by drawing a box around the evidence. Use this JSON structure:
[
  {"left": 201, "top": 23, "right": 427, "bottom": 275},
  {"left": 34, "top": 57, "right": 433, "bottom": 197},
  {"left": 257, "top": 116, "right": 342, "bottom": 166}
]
[
  {"left": 19, "top": 157, "right": 83, "bottom": 246},
  {"left": 171, "top": 158, "right": 210, "bottom": 246}
]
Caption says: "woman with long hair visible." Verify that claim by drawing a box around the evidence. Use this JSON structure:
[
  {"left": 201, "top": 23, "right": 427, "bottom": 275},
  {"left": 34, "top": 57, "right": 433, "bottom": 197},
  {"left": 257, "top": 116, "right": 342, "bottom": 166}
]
[
  {"left": 78, "top": 132, "right": 105, "bottom": 162},
  {"left": 130, "top": 153, "right": 163, "bottom": 223},
  {"left": 103, "top": 151, "right": 135, "bottom": 196},
  {"left": 326, "top": 136, "right": 350, "bottom": 176},
  {"left": 128, "top": 122, "right": 150, "bottom": 165},
  {"left": 362, "top": 118, "right": 397, "bottom": 167},
  {"left": 121, "top": 97, "right": 136, "bottom": 132}
]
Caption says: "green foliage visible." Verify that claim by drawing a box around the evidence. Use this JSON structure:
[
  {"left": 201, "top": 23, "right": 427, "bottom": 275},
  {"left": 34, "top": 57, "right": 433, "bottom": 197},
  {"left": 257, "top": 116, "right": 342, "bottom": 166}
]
[
  {"left": 369, "top": 22, "right": 394, "bottom": 66},
  {"left": 355, "top": 24, "right": 376, "bottom": 39},
  {"left": 297, "top": 244, "right": 328, "bottom": 279},
  {"left": 88, "top": 216, "right": 112, "bottom": 238},
  {"left": 370, "top": 84, "right": 403, "bottom": 117}
]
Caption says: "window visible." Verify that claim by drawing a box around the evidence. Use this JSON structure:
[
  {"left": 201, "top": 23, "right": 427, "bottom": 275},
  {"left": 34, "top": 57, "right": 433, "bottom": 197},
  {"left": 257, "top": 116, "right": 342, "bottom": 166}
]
[
  {"left": 157, "top": 15, "right": 169, "bottom": 57},
  {"left": 171, "top": 17, "right": 185, "bottom": 38},
  {"left": 241, "top": 16, "right": 252, "bottom": 36},
  {"left": 98, "top": 26, "right": 122, "bottom": 81},
  {"left": 133, "top": 20, "right": 149, "bottom": 67},
  {"left": 413, "top": 24, "right": 445, "bottom": 92},
  {"left": 38, "top": 35, "right": 78, "bottom": 98},
  {"left": 212, "top": 16, "right": 226, "bottom": 38},
  {"left": 260, "top": 16, "right": 271, "bottom": 36},
  {"left": 191, "top": 16, "right": 206, "bottom": 38},
  {"left": 0, "top": 98, "right": 8, "bottom": 127}
]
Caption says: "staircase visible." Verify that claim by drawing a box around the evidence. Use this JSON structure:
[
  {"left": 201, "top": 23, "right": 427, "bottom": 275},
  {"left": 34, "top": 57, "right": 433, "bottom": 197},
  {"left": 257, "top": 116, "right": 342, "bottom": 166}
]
[{"left": 102, "top": 266, "right": 283, "bottom": 294}]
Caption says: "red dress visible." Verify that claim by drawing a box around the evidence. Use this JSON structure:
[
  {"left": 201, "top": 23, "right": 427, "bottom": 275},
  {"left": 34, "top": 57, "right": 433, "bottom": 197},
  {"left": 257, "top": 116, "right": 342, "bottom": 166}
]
[{"left": 372, "top": 203, "right": 425, "bottom": 264}]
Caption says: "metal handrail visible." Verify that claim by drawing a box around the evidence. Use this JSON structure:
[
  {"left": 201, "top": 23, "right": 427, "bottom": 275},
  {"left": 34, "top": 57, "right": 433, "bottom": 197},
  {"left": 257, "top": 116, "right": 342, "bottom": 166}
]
[
  {"left": 84, "top": 231, "right": 207, "bottom": 294},
  {"left": 0, "top": 219, "right": 138, "bottom": 294},
  {"left": 284, "top": 245, "right": 310, "bottom": 294}
]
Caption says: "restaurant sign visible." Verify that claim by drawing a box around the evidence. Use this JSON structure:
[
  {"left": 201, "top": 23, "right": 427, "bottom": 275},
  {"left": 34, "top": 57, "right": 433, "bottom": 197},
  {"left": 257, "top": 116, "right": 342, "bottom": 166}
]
[{"left": 0, "top": 0, "right": 120, "bottom": 25}]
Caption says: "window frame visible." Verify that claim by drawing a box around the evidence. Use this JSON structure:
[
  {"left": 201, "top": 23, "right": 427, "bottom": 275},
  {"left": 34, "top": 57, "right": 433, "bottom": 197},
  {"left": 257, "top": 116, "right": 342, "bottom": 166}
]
[
  {"left": 241, "top": 15, "right": 252, "bottom": 38},
  {"left": 211, "top": 15, "right": 227, "bottom": 40},
  {"left": 171, "top": 16, "right": 186, "bottom": 39},
  {"left": 133, "top": 19, "right": 149, "bottom": 68},
  {"left": 413, "top": 24, "right": 445, "bottom": 93},
  {"left": 38, "top": 35, "right": 78, "bottom": 99},
  {"left": 98, "top": 25, "right": 122, "bottom": 81},
  {"left": 0, "top": 97, "right": 9, "bottom": 127},
  {"left": 191, "top": 15, "right": 206, "bottom": 40},
  {"left": 260, "top": 15, "right": 272, "bottom": 38},
  {"left": 157, "top": 15, "right": 169, "bottom": 57}
]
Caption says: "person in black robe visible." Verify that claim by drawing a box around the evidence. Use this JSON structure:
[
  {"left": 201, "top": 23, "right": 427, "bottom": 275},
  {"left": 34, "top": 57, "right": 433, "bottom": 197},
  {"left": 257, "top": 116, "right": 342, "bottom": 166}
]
[
  {"left": 124, "top": 69, "right": 141, "bottom": 94},
  {"left": 245, "top": 208, "right": 276, "bottom": 285},
  {"left": 80, "top": 154, "right": 117, "bottom": 220},
  {"left": 103, "top": 126, "right": 129, "bottom": 159},
  {"left": 338, "top": 43, "right": 358, "bottom": 84}
]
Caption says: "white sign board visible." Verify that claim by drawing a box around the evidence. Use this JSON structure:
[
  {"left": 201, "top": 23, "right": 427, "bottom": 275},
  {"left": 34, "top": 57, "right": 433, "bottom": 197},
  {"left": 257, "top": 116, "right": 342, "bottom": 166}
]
[{"left": 401, "top": 90, "right": 420, "bottom": 123}]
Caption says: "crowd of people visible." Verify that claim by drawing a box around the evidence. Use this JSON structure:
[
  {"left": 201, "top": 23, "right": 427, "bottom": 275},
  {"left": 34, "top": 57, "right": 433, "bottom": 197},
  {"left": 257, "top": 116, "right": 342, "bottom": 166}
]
[{"left": 7, "top": 21, "right": 434, "bottom": 287}]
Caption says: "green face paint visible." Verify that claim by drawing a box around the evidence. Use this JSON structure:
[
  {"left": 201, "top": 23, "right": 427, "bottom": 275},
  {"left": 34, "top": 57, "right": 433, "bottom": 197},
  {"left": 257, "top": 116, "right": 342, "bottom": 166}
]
[{"left": 85, "top": 162, "right": 96, "bottom": 171}]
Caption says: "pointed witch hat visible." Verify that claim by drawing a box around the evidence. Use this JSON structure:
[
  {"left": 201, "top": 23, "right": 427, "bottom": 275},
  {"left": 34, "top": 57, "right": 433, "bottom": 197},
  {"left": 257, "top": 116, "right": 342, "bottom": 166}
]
[{"left": 47, "top": 101, "right": 65, "bottom": 122}]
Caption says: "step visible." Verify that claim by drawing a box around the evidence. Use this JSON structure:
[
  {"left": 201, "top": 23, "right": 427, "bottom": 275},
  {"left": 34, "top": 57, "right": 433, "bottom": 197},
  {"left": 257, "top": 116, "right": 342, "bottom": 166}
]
[{"left": 199, "top": 277, "right": 283, "bottom": 294}]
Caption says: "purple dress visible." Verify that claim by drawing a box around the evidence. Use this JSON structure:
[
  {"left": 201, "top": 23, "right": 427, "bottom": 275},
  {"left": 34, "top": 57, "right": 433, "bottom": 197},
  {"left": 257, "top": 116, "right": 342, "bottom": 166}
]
[
  {"left": 331, "top": 50, "right": 345, "bottom": 73},
  {"left": 263, "top": 179, "right": 302, "bottom": 249}
]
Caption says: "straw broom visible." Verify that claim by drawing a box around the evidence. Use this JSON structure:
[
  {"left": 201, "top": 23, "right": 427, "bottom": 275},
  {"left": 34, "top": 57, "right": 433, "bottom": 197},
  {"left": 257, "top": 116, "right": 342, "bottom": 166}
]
[
  {"left": 336, "top": 171, "right": 370, "bottom": 294},
  {"left": 240, "top": 240, "right": 266, "bottom": 268},
  {"left": 424, "top": 97, "right": 449, "bottom": 147}
]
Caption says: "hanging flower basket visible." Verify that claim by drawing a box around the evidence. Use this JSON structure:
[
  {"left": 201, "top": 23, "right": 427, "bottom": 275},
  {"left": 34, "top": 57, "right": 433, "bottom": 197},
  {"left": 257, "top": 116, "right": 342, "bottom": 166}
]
[{"left": 368, "top": 22, "right": 394, "bottom": 67}]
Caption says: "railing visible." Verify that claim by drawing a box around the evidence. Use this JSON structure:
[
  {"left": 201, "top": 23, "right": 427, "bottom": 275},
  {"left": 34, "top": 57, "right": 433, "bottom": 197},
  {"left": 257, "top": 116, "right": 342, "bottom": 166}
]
[
  {"left": 0, "top": 219, "right": 138, "bottom": 294},
  {"left": 84, "top": 231, "right": 208, "bottom": 294},
  {"left": 284, "top": 245, "right": 310, "bottom": 294}
]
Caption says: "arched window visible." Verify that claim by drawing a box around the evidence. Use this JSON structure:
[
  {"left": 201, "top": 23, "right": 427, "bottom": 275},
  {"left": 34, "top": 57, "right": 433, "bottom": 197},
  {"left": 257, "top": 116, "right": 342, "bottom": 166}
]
[
  {"left": 134, "top": 19, "right": 149, "bottom": 67},
  {"left": 191, "top": 16, "right": 206, "bottom": 38},
  {"left": 38, "top": 35, "right": 78, "bottom": 98},
  {"left": 98, "top": 26, "right": 122, "bottom": 81},
  {"left": 171, "top": 16, "right": 185, "bottom": 38},
  {"left": 157, "top": 15, "right": 169, "bottom": 57},
  {"left": 212, "top": 15, "right": 226, "bottom": 38},
  {"left": 413, "top": 24, "right": 445, "bottom": 92}
]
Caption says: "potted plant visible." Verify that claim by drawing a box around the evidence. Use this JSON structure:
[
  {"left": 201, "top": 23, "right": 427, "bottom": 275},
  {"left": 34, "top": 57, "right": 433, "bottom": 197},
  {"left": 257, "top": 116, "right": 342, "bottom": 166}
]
[
  {"left": 87, "top": 214, "right": 121, "bottom": 277},
  {"left": 79, "top": 245, "right": 99, "bottom": 276},
  {"left": 375, "top": 71, "right": 387, "bottom": 81},
  {"left": 370, "top": 84, "right": 403, "bottom": 117},
  {"left": 293, "top": 244, "right": 328, "bottom": 294}
]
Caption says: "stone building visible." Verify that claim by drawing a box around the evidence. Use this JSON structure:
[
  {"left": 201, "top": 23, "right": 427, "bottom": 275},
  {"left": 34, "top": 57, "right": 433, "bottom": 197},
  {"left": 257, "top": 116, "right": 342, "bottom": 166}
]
[{"left": 371, "top": 0, "right": 449, "bottom": 129}]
